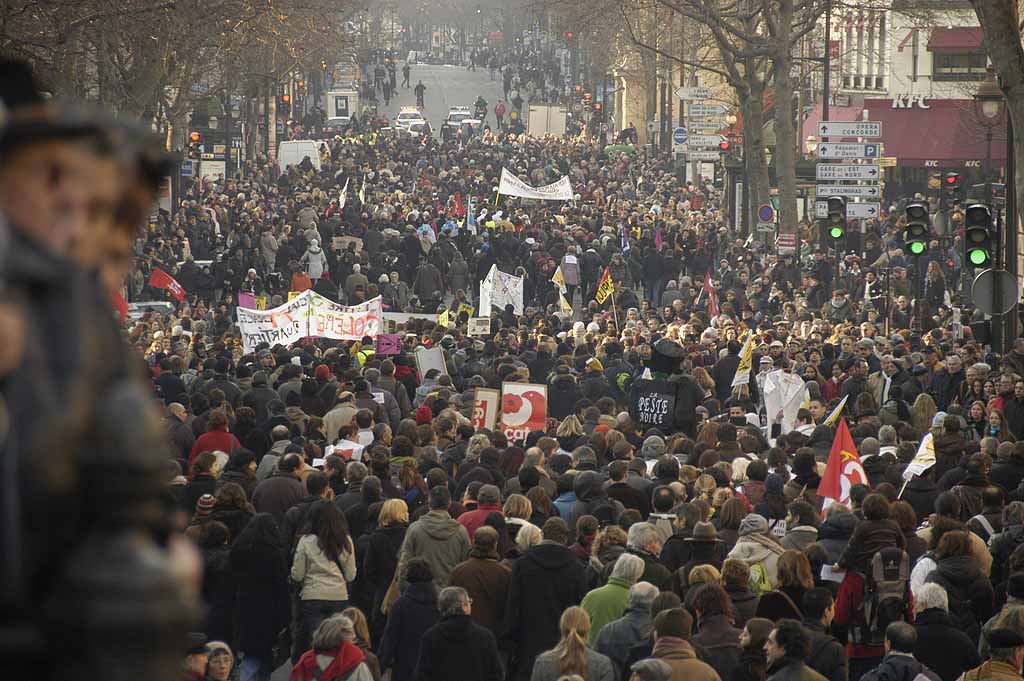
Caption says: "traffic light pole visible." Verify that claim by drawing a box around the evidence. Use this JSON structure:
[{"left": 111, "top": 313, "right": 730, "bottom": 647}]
[
  {"left": 1008, "top": 114, "right": 1018, "bottom": 346},
  {"left": 995, "top": 208, "right": 1004, "bottom": 353}
]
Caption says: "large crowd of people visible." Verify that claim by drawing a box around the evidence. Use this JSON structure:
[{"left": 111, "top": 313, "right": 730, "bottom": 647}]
[{"left": 6, "top": 43, "right": 1024, "bottom": 681}]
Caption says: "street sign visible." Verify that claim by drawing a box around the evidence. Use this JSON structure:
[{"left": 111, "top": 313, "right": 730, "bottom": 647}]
[
  {"left": 757, "top": 203, "right": 776, "bottom": 223},
  {"left": 973, "top": 269, "right": 1021, "bottom": 315},
  {"left": 689, "top": 103, "right": 726, "bottom": 117},
  {"left": 647, "top": 120, "right": 657, "bottom": 132},
  {"left": 878, "top": 156, "right": 898, "bottom": 167},
  {"left": 180, "top": 159, "right": 195, "bottom": 177},
  {"left": 685, "top": 151, "right": 723, "bottom": 161},
  {"left": 777, "top": 233, "right": 798, "bottom": 255},
  {"left": 672, "top": 127, "right": 689, "bottom": 145},
  {"left": 815, "top": 201, "right": 880, "bottom": 219},
  {"left": 688, "top": 120, "right": 721, "bottom": 131},
  {"left": 757, "top": 222, "right": 776, "bottom": 232},
  {"left": 675, "top": 86, "right": 712, "bottom": 100},
  {"left": 814, "top": 184, "right": 881, "bottom": 198},
  {"left": 687, "top": 134, "right": 722, "bottom": 147},
  {"left": 816, "top": 164, "right": 881, "bottom": 180},
  {"left": 817, "top": 143, "right": 880, "bottom": 159},
  {"left": 818, "top": 121, "right": 882, "bottom": 138}
]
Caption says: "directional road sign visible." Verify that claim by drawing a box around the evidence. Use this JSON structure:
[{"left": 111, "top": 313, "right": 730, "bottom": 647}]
[
  {"left": 689, "top": 103, "right": 726, "bottom": 117},
  {"left": 814, "top": 184, "right": 881, "bottom": 198},
  {"left": 817, "top": 143, "right": 880, "bottom": 159},
  {"left": 687, "top": 134, "right": 723, "bottom": 147},
  {"left": 686, "top": 151, "right": 723, "bottom": 161},
  {"left": 815, "top": 201, "right": 880, "bottom": 219},
  {"left": 816, "top": 164, "right": 881, "bottom": 180},
  {"left": 180, "top": 159, "right": 195, "bottom": 177},
  {"left": 675, "top": 86, "right": 712, "bottom": 100},
  {"left": 688, "top": 120, "right": 721, "bottom": 131},
  {"left": 818, "top": 121, "right": 882, "bottom": 138},
  {"left": 672, "top": 127, "right": 688, "bottom": 145}
]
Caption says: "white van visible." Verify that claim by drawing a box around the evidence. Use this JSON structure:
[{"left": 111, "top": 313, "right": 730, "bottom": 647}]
[{"left": 277, "top": 140, "right": 321, "bottom": 171}]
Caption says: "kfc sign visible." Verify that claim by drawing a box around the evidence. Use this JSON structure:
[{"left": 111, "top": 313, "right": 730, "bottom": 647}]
[{"left": 891, "top": 95, "right": 930, "bottom": 109}]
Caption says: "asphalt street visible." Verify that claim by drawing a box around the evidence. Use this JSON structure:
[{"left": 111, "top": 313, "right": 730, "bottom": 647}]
[{"left": 379, "top": 62, "right": 505, "bottom": 133}]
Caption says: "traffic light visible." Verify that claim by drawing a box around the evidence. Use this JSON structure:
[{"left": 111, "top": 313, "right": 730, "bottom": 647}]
[
  {"left": 280, "top": 93, "right": 291, "bottom": 106},
  {"left": 826, "top": 196, "right": 846, "bottom": 242},
  {"left": 943, "top": 172, "right": 962, "bottom": 210},
  {"left": 574, "top": 85, "right": 582, "bottom": 95},
  {"left": 593, "top": 102, "right": 602, "bottom": 113},
  {"left": 904, "top": 202, "right": 930, "bottom": 256},
  {"left": 963, "top": 203, "right": 994, "bottom": 269},
  {"left": 187, "top": 131, "right": 202, "bottom": 159},
  {"left": 718, "top": 140, "right": 731, "bottom": 153},
  {"left": 565, "top": 31, "right": 574, "bottom": 40}
]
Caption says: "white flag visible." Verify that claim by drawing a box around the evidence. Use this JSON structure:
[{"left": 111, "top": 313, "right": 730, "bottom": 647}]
[
  {"left": 338, "top": 178, "right": 349, "bottom": 210},
  {"left": 731, "top": 336, "right": 754, "bottom": 388}
]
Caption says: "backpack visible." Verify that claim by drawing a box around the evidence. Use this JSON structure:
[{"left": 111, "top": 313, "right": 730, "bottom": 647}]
[
  {"left": 749, "top": 562, "right": 773, "bottom": 595},
  {"left": 851, "top": 546, "right": 910, "bottom": 647}
]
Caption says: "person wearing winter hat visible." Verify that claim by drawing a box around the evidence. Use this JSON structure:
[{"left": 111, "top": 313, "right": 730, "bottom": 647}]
[
  {"left": 785, "top": 451, "right": 823, "bottom": 513},
  {"left": 195, "top": 493, "right": 216, "bottom": 518},
  {"left": 727, "top": 514, "right": 784, "bottom": 589},
  {"left": 642, "top": 435, "right": 667, "bottom": 460},
  {"left": 415, "top": 405, "right": 433, "bottom": 425}
]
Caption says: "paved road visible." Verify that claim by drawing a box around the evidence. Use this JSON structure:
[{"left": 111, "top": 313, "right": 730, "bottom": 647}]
[{"left": 378, "top": 62, "right": 505, "bottom": 133}]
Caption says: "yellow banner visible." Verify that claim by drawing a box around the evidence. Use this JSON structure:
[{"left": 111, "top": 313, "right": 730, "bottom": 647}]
[
  {"left": 595, "top": 269, "right": 614, "bottom": 304},
  {"left": 437, "top": 308, "right": 450, "bottom": 328}
]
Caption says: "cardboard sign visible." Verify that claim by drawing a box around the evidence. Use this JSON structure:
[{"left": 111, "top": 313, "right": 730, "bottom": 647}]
[
  {"left": 413, "top": 346, "right": 447, "bottom": 378},
  {"left": 468, "top": 317, "right": 491, "bottom": 336},
  {"left": 471, "top": 388, "right": 501, "bottom": 431},
  {"left": 376, "top": 333, "right": 402, "bottom": 355},
  {"left": 332, "top": 235, "right": 364, "bottom": 252},
  {"left": 457, "top": 303, "right": 475, "bottom": 320},
  {"left": 500, "top": 382, "right": 548, "bottom": 444}
]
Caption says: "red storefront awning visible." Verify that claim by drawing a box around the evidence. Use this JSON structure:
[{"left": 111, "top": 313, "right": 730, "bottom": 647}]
[
  {"left": 864, "top": 98, "right": 1007, "bottom": 168},
  {"left": 927, "top": 27, "right": 984, "bottom": 53}
]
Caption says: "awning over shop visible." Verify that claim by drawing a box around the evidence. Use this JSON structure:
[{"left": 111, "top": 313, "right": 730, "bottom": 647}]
[
  {"left": 927, "top": 27, "right": 984, "bottom": 54},
  {"left": 801, "top": 98, "right": 1008, "bottom": 168}
]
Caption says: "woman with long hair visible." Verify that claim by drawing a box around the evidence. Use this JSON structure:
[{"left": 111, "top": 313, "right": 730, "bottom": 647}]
[
  {"left": 714, "top": 497, "right": 747, "bottom": 552},
  {"left": 526, "top": 486, "right": 556, "bottom": 527},
  {"left": 753, "top": 550, "right": 814, "bottom": 621},
  {"left": 967, "top": 400, "right": 988, "bottom": 440},
  {"left": 230, "top": 513, "right": 290, "bottom": 681},
  {"left": 529, "top": 606, "right": 614, "bottom": 681},
  {"left": 206, "top": 481, "right": 255, "bottom": 543},
  {"left": 910, "top": 393, "right": 938, "bottom": 436},
  {"left": 291, "top": 500, "right": 357, "bottom": 658},
  {"left": 691, "top": 366, "right": 716, "bottom": 400},
  {"left": 556, "top": 415, "right": 584, "bottom": 451},
  {"left": 989, "top": 407, "right": 1017, "bottom": 443},
  {"left": 398, "top": 460, "right": 428, "bottom": 515},
  {"left": 731, "top": 617, "right": 774, "bottom": 681},
  {"left": 362, "top": 499, "right": 409, "bottom": 641}
]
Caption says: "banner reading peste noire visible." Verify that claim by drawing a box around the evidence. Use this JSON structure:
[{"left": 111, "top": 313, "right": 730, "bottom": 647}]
[
  {"left": 237, "top": 291, "right": 382, "bottom": 352},
  {"left": 497, "top": 168, "right": 574, "bottom": 201}
]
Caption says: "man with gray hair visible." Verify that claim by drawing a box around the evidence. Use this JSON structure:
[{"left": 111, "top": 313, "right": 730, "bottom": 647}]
[
  {"left": 912, "top": 582, "right": 979, "bottom": 681},
  {"left": 292, "top": 614, "right": 375, "bottom": 681},
  {"left": 608, "top": 522, "right": 671, "bottom": 590},
  {"left": 594, "top": 581, "right": 659, "bottom": 676},
  {"left": 581, "top": 553, "right": 645, "bottom": 643},
  {"left": 414, "top": 586, "right": 503, "bottom": 681}
]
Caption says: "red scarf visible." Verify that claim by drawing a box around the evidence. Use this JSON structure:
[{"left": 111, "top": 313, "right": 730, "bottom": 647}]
[{"left": 290, "top": 642, "right": 364, "bottom": 681}]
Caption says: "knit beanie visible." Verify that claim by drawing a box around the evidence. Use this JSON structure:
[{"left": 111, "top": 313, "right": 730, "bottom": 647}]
[
  {"left": 738, "top": 513, "right": 768, "bottom": 537},
  {"left": 196, "top": 494, "right": 216, "bottom": 518}
]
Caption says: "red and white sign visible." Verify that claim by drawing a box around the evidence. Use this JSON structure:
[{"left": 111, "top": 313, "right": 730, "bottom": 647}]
[
  {"left": 149, "top": 267, "right": 186, "bottom": 301},
  {"left": 500, "top": 382, "right": 548, "bottom": 444},
  {"left": 818, "top": 419, "right": 868, "bottom": 511},
  {"left": 472, "top": 388, "right": 501, "bottom": 431}
]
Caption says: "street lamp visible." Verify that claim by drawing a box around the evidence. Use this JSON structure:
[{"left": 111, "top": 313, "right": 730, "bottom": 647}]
[
  {"left": 806, "top": 134, "right": 818, "bottom": 156},
  {"left": 974, "top": 66, "right": 1005, "bottom": 201}
]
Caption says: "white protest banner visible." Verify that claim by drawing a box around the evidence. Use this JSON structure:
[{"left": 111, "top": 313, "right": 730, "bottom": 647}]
[
  {"left": 237, "top": 291, "right": 383, "bottom": 352},
  {"left": 307, "top": 292, "right": 383, "bottom": 341},
  {"left": 237, "top": 294, "right": 310, "bottom": 352},
  {"left": 479, "top": 264, "right": 524, "bottom": 314},
  {"left": 763, "top": 369, "right": 809, "bottom": 438},
  {"left": 497, "top": 168, "right": 574, "bottom": 201}
]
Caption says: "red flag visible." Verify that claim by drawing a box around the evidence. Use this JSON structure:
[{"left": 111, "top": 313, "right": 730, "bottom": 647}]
[
  {"left": 453, "top": 192, "right": 465, "bottom": 218},
  {"left": 111, "top": 290, "right": 128, "bottom": 321},
  {"left": 149, "top": 267, "right": 186, "bottom": 302},
  {"left": 818, "top": 419, "right": 868, "bottom": 511},
  {"left": 703, "top": 271, "right": 719, "bottom": 318}
]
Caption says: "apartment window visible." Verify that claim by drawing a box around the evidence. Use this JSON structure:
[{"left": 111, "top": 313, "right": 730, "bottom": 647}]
[{"left": 932, "top": 51, "right": 986, "bottom": 81}]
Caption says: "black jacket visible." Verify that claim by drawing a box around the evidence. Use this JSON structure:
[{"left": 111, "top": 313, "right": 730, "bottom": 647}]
[
  {"left": 859, "top": 653, "right": 940, "bottom": 681},
  {"left": 414, "top": 614, "right": 503, "bottom": 681},
  {"left": 378, "top": 581, "right": 439, "bottom": 681},
  {"left": 501, "top": 541, "right": 586, "bottom": 681},
  {"left": 912, "top": 608, "right": 981, "bottom": 681},
  {"left": 803, "top": 619, "right": 847, "bottom": 681}
]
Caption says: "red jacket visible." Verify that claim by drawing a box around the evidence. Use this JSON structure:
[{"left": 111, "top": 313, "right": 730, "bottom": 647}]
[
  {"left": 188, "top": 428, "right": 241, "bottom": 472},
  {"left": 291, "top": 642, "right": 365, "bottom": 681},
  {"left": 457, "top": 503, "right": 503, "bottom": 541},
  {"left": 834, "top": 569, "right": 914, "bottom": 660}
]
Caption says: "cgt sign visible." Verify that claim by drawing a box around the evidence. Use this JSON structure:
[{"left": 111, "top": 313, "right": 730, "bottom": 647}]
[{"left": 500, "top": 382, "right": 548, "bottom": 444}]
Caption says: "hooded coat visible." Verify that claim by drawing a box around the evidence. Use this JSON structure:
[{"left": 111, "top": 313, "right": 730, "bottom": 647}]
[
  {"left": 568, "top": 471, "right": 625, "bottom": 530},
  {"left": 912, "top": 607, "right": 981, "bottom": 681},
  {"left": 300, "top": 240, "right": 328, "bottom": 279},
  {"left": 924, "top": 554, "right": 995, "bottom": 642},
  {"left": 377, "top": 581, "right": 439, "bottom": 681},
  {"left": 858, "top": 653, "right": 941, "bottom": 681},
  {"left": 396, "top": 510, "right": 470, "bottom": 589},
  {"left": 817, "top": 512, "right": 856, "bottom": 564},
  {"left": 728, "top": 533, "right": 786, "bottom": 587},
  {"left": 501, "top": 541, "right": 587, "bottom": 681}
]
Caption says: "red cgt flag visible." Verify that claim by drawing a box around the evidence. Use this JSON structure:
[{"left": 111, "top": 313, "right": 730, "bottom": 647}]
[
  {"left": 818, "top": 418, "right": 868, "bottom": 512},
  {"left": 149, "top": 267, "right": 186, "bottom": 302},
  {"left": 453, "top": 192, "right": 465, "bottom": 218},
  {"left": 111, "top": 290, "right": 128, "bottom": 321}
]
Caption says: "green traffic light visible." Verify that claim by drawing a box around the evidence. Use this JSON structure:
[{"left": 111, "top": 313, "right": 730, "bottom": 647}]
[
  {"left": 969, "top": 249, "right": 990, "bottom": 266},
  {"left": 829, "top": 226, "right": 844, "bottom": 239},
  {"left": 909, "top": 241, "right": 925, "bottom": 255}
]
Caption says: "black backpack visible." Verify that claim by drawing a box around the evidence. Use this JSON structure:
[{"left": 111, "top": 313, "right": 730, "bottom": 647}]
[{"left": 851, "top": 546, "right": 910, "bottom": 647}]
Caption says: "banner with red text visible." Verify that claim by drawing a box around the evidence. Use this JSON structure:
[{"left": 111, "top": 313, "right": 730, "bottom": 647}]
[
  {"left": 500, "top": 382, "right": 548, "bottom": 444},
  {"left": 236, "top": 291, "right": 382, "bottom": 352}
]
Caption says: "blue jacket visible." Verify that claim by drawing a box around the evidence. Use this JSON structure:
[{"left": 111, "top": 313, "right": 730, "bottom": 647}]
[{"left": 553, "top": 491, "right": 576, "bottom": 520}]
